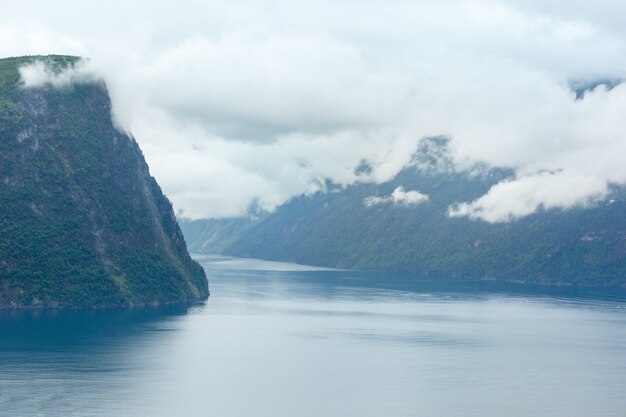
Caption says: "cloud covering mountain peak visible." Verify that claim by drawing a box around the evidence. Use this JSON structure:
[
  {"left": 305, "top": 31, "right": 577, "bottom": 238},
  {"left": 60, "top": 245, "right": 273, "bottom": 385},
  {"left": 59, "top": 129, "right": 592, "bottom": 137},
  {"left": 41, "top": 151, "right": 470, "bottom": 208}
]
[{"left": 4, "top": 0, "right": 626, "bottom": 221}]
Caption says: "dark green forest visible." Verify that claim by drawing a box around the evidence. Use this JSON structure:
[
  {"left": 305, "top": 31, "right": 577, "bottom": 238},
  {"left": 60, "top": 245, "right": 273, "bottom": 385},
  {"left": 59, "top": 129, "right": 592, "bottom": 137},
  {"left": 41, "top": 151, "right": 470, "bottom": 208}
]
[{"left": 0, "top": 56, "right": 208, "bottom": 307}]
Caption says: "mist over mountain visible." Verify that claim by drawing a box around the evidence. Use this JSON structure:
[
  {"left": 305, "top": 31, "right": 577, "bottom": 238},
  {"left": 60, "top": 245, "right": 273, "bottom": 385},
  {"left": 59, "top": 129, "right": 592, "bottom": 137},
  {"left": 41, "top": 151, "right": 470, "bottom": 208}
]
[
  {"left": 0, "top": 56, "right": 208, "bottom": 307},
  {"left": 181, "top": 137, "right": 626, "bottom": 287},
  {"left": 5, "top": 1, "right": 626, "bottom": 223}
]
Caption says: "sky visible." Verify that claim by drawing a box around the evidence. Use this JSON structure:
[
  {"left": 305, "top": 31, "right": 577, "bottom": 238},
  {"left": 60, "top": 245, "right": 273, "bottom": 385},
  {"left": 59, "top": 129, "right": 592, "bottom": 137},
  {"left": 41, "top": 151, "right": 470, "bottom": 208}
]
[{"left": 3, "top": 0, "right": 626, "bottom": 222}]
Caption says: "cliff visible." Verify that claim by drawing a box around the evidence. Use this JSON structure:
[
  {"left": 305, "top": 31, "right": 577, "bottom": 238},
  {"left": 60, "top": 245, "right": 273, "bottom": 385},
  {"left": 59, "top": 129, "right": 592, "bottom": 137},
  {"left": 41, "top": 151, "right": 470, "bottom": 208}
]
[{"left": 0, "top": 55, "right": 209, "bottom": 307}]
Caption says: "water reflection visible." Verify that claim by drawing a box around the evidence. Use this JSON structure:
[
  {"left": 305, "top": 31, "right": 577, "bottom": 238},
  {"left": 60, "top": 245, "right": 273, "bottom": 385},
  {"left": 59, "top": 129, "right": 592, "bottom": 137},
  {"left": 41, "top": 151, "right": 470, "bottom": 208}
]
[
  {"left": 0, "top": 305, "right": 190, "bottom": 350},
  {"left": 0, "top": 305, "right": 193, "bottom": 417}
]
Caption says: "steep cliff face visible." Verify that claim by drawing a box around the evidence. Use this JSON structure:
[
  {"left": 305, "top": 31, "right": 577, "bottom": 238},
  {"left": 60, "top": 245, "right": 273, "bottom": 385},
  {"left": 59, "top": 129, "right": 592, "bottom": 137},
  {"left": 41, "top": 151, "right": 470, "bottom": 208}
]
[{"left": 0, "top": 56, "right": 209, "bottom": 307}]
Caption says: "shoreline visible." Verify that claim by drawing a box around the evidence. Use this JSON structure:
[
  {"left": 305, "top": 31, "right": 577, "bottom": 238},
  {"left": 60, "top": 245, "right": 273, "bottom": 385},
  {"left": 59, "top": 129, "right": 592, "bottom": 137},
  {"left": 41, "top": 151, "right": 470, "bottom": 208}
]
[{"left": 0, "top": 295, "right": 209, "bottom": 311}]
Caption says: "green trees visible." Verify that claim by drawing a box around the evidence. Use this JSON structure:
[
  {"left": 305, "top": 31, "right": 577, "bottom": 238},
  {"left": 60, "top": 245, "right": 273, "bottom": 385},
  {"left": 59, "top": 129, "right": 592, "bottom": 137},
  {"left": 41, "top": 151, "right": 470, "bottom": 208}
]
[
  {"left": 182, "top": 154, "right": 626, "bottom": 287},
  {"left": 0, "top": 56, "right": 208, "bottom": 307}
]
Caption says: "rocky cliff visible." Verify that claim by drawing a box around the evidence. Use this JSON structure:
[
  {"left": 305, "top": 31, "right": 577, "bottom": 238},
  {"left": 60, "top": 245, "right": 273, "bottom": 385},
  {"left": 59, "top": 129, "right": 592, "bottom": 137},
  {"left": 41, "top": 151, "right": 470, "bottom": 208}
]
[{"left": 0, "top": 55, "right": 209, "bottom": 307}]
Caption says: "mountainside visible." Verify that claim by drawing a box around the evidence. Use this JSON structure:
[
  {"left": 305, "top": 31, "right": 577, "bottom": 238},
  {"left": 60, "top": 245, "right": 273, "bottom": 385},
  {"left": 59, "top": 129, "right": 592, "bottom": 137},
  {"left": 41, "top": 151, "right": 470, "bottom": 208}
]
[
  {"left": 181, "top": 138, "right": 626, "bottom": 287},
  {"left": 0, "top": 55, "right": 208, "bottom": 307}
]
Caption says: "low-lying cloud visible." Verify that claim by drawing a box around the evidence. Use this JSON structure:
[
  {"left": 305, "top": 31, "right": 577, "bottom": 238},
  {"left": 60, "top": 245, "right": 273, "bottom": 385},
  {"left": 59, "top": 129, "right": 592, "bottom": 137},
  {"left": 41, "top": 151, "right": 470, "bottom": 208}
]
[
  {"left": 448, "top": 171, "right": 610, "bottom": 222},
  {"left": 4, "top": 0, "right": 626, "bottom": 221},
  {"left": 19, "top": 59, "right": 99, "bottom": 88},
  {"left": 365, "top": 187, "right": 429, "bottom": 208}
]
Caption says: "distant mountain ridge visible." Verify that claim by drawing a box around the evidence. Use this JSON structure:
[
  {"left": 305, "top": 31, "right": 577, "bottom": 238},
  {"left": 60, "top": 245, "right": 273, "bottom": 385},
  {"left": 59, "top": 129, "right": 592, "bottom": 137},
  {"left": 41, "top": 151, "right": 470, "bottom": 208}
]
[
  {"left": 181, "top": 138, "right": 626, "bottom": 287},
  {"left": 0, "top": 55, "right": 208, "bottom": 307}
]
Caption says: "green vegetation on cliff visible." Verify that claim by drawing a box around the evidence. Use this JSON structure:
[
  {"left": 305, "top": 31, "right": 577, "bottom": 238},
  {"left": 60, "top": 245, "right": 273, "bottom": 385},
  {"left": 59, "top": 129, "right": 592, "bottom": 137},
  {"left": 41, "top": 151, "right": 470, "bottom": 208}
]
[{"left": 0, "top": 55, "right": 208, "bottom": 307}]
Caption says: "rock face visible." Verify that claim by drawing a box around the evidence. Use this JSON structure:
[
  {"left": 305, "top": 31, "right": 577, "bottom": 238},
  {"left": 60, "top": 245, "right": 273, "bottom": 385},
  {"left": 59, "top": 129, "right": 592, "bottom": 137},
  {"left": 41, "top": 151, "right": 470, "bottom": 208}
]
[{"left": 0, "top": 56, "right": 209, "bottom": 307}]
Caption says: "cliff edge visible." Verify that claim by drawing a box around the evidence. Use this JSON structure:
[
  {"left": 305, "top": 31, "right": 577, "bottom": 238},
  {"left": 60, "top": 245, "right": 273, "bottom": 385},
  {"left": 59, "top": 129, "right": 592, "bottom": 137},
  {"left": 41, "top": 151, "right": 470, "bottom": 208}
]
[{"left": 0, "top": 55, "right": 209, "bottom": 307}]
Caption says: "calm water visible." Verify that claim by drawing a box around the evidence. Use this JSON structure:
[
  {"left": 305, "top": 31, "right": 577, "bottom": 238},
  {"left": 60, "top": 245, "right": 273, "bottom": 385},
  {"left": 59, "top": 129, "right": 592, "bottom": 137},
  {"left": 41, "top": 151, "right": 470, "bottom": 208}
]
[{"left": 2, "top": 256, "right": 626, "bottom": 417}]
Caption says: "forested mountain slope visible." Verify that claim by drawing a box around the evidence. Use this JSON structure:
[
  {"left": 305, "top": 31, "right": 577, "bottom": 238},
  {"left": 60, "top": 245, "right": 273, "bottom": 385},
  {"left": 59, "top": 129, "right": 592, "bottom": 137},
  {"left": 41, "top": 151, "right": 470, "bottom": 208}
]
[
  {"left": 0, "top": 56, "right": 208, "bottom": 307},
  {"left": 182, "top": 139, "right": 626, "bottom": 287}
]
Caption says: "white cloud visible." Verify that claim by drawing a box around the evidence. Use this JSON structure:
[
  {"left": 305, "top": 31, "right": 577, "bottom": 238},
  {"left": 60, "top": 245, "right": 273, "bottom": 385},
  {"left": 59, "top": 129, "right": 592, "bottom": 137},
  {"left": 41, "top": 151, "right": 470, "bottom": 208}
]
[
  {"left": 19, "top": 59, "right": 99, "bottom": 88},
  {"left": 448, "top": 171, "right": 609, "bottom": 222},
  {"left": 135, "top": 110, "right": 421, "bottom": 218},
  {"left": 3, "top": 0, "right": 626, "bottom": 221},
  {"left": 140, "top": 33, "right": 405, "bottom": 138},
  {"left": 365, "top": 187, "right": 429, "bottom": 208}
]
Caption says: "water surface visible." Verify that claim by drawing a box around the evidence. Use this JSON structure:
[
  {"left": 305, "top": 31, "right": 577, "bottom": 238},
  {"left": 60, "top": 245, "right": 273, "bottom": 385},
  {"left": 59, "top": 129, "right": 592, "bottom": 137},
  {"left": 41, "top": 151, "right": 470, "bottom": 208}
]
[{"left": 2, "top": 256, "right": 626, "bottom": 417}]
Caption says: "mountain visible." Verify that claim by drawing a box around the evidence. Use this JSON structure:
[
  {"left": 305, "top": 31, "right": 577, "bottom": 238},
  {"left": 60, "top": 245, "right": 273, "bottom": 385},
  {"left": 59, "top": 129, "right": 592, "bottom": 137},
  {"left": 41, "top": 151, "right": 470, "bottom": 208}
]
[
  {"left": 181, "top": 138, "right": 626, "bottom": 288},
  {"left": 0, "top": 55, "right": 208, "bottom": 307}
]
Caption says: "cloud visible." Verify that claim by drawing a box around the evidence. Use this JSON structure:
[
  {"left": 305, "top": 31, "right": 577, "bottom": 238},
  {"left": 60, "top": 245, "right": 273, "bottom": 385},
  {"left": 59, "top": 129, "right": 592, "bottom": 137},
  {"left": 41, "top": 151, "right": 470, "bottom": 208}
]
[
  {"left": 140, "top": 33, "right": 406, "bottom": 140},
  {"left": 441, "top": 81, "right": 626, "bottom": 222},
  {"left": 4, "top": 0, "right": 626, "bottom": 221},
  {"left": 19, "top": 59, "right": 100, "bottom": 88},
  {"left": 365, "top": 186, "right": 429, "bottom": 208},
  {"left": 136, "top": 111, "right": 421, "bottom": 218},
  {"left": 448, "top": 171, "right": 609, "bottom": 222}
]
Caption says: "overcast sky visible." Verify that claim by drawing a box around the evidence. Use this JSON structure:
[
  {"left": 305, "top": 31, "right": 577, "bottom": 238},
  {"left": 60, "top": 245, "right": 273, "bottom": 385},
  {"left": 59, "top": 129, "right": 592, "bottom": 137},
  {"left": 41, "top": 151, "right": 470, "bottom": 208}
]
[{"left": 3, "top": 0, "right": 626, "bottom": 221}]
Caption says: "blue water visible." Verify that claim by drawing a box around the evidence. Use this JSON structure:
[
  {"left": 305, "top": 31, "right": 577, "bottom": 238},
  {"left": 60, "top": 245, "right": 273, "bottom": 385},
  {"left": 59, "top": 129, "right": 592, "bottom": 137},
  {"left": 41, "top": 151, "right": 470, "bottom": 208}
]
[{"left": 2, "top": 256, "right": 626, "bottom": 417}]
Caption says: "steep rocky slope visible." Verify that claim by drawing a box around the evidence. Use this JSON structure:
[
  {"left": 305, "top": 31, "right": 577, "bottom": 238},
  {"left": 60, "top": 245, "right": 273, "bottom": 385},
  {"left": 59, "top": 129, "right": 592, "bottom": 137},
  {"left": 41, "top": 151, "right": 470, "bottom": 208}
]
[{"left": 0, "top": 55, "right": 208, "bottom": 307}]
